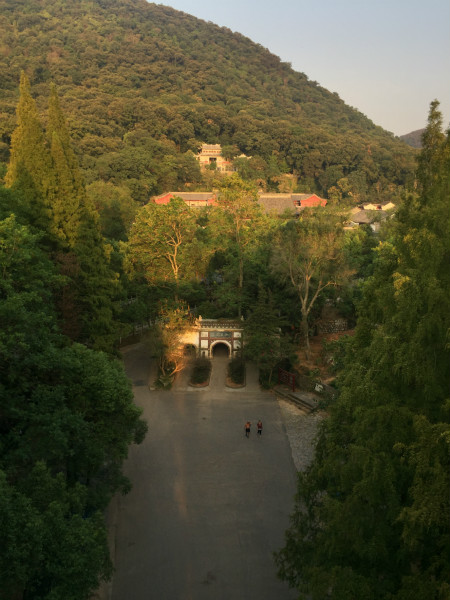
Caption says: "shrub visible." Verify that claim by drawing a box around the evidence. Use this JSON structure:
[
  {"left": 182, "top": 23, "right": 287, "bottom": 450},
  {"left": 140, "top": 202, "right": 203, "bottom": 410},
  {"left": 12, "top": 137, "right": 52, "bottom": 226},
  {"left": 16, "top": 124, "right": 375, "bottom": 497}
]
[
  {"left": 190, "top": 356, "right": 211, "bottom": 385},
  {"left": 228, "top": 357, "right": 245, "bottom": 384}
]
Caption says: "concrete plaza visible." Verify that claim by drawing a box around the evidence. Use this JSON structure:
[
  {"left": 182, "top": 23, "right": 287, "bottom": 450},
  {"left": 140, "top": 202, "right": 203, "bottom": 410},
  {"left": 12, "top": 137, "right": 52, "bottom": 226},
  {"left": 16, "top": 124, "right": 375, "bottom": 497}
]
[{"left": 110, "top": 344, "right": 298, "bottom": 600}]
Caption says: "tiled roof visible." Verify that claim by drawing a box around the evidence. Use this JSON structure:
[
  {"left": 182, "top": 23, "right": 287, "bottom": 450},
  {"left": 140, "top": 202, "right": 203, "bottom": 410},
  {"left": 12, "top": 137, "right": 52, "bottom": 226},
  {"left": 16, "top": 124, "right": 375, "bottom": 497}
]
[
  {"left": 258, "top": 195, "right": 297, "bottom": 215},
  {"left": 172, "top": 192, "right": 216, "bottom": 201},
  {"left": 152, "top": 192, "right": 217, "bottom": 203},
  {"left": 350, "top": 210, "right": 387, "bottom": 224},
  {"left": 200, "top": 144, "right": 222, "bottom": 152}
]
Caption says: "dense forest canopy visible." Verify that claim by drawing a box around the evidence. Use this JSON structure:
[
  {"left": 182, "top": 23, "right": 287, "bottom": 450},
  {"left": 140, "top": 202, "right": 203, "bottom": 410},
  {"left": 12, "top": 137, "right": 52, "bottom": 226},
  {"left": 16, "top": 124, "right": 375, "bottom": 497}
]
[{"left": 0, "top": 0, "right": 417, "bottom": 202}]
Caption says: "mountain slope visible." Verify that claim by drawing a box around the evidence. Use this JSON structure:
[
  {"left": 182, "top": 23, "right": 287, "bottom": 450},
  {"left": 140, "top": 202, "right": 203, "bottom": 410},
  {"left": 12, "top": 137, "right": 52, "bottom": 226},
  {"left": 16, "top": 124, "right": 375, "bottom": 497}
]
[
  {"left": 399, "top": 128, "right": 424, "bottom": 149},
  {"left": 0, "top": 0, "right": 417, "bottom": 199}
]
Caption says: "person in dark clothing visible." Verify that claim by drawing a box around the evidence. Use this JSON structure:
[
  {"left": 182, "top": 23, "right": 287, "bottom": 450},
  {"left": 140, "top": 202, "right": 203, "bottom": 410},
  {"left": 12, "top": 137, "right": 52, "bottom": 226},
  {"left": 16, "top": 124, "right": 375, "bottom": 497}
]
[
  {"left": 245, "top": 421, "right": 251, "bottom": 437},
  {"left": 257, "top": 420, "right": 263, "bottom": 436}
]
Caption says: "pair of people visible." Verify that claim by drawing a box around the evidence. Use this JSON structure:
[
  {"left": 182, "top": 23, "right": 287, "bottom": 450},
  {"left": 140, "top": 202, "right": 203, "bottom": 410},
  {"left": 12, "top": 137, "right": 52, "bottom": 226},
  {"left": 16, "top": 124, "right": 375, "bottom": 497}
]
[{"left": 245, "top": 420, "right": 263, "bottom": 437}]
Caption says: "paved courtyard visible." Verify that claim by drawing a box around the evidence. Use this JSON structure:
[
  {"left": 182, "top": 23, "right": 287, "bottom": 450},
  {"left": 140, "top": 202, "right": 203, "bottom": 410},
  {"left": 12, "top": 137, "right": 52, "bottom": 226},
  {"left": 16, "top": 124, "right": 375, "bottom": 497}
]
[{"left": 110, "top": 344, "right": 298, "bottom": 600}]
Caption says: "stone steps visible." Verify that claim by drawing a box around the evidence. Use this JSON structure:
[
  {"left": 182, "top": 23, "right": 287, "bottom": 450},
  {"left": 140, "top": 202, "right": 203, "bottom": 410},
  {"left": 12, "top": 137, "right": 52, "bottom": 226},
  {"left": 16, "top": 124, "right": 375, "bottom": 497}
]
[{"left": 273, "top": 386, "right": 320, "bottom": 413}]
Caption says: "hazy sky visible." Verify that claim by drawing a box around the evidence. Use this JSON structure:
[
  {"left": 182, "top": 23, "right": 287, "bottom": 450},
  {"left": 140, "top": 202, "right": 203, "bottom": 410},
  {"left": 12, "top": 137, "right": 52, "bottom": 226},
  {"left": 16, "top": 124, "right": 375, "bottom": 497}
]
[{"left": 157, "top": 0, "right": 450, "bottom": 136}]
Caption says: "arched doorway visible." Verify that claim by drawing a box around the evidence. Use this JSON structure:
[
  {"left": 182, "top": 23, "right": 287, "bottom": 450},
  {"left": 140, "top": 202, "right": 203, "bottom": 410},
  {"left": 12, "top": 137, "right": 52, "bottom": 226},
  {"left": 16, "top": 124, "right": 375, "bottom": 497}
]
[{"left": 211, "top": 342, "right": 230, "bottom": 358}]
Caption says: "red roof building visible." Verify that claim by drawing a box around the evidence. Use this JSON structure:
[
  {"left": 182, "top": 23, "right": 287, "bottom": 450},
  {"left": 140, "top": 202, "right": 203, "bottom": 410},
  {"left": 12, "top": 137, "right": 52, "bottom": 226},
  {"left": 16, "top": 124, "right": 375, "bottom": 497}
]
[
  {"left": 258, "top": 193, "right": 327, "bottom": 215},
  {"left": 151, "top": 191, "right": 327, "bottom": 213},
  {"left": 296, "top": 193, "right": 327, "bottom": 208}
]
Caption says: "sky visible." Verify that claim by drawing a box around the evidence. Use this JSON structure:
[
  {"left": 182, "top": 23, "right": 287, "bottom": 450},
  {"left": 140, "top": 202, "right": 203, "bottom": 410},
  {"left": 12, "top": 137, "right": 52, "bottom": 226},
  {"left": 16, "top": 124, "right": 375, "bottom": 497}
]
[{"left": 156, "top": 0, "right": 450, "bottom": 136}]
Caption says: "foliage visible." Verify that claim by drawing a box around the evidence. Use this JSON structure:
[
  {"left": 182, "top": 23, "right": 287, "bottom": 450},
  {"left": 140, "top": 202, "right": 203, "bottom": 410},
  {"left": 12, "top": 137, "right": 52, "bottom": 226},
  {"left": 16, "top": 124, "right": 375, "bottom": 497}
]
[
  {"left": 86, "top": 180, "right": 137, "bottom": 241},
  {"left": 5, "top": 75, "right": 120, "bottom": 353},
  {"left": 244, "top": 283, "right": 296, "bottom": 386},
  {"left": 0, "top": 214, "right": 147, "bottom": 599},
  {"left": 4, "top": 71, "right": 53, "bottom": 237},
  {"left": 274, "top": 102, "right": 450, "bottom": 600},
  {"left": 271, "top": 207, "right": 353, "bottom": 357},
  {"left": 210, "top": 175, "right": 268, "bottom": 315},
  {"left": 0, "top": 0, "right": 417, "bottom": 199},
  {"left": 228, "top": 357, "right": 245, "bottom": 385},
  {"left": 147, "top": 301, "right": 192, "bottom": 387},
  {"left": 190, "top": 356, "right": 212, "bottom": 385},
  {"left": 124, "top": 197, "right": 205, "bottom": 291}
]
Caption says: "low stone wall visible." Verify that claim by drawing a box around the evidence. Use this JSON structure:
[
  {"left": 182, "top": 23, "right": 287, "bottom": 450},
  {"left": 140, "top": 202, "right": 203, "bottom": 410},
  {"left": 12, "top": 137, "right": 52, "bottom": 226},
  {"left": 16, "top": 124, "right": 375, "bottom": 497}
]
[{"left": 317, "top": 318, "right": 348, "bottom": 334}]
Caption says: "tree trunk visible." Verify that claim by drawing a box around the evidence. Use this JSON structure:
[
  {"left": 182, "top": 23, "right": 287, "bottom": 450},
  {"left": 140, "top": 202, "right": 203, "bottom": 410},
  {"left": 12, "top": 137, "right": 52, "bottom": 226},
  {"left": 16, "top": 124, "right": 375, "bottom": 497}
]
[
  {"left": 301, "top": 308, "right": 310, "bottom": 360},
  {"left": 237, "top": 253, "right": 244, "bottom": 317}
]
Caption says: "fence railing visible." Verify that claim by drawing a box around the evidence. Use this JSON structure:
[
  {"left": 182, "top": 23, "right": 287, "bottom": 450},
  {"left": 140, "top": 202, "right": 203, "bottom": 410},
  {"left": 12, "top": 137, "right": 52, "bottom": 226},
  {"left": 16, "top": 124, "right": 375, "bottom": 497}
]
[{"left": 278, "top": 368, "right": 296, "bottom": 392}]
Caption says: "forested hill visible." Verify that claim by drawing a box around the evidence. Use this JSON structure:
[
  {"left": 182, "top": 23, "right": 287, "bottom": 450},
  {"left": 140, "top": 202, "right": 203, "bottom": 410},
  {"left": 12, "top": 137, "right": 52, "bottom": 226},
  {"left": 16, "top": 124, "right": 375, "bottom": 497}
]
[
  {"left": 399, "top": 128, "right": 424, "bottom": 149},
  {"left": 0, "top": 0, "right": 416, "bottom": 200}
]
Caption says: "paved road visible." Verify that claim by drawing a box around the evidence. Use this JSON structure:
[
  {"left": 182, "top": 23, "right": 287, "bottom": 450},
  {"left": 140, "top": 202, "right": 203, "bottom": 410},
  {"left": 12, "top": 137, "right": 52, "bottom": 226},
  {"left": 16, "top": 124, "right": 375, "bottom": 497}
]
[{"left": 111, "top": 344, "right": 297, "bottom": 600}]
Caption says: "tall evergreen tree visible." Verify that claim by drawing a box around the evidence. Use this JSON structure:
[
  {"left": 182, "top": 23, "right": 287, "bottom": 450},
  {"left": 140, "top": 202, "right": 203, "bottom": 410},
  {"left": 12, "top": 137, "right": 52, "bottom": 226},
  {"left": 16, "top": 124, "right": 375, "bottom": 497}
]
[
  {"left": 5, "top": 71, "right": 53, "bottom": 234},
  {"left": 47, "top": 84, "right": 120, "bottom": 350},
  {"left": 244, "top": 282, "right": 295, "bottom": 386},
  {"left": 72, "top": 209, "right": 119, "bottom": 352},
  {"left": 275, "top": 104, "right": 450, "bottom": 599},
  {"left": 5, "top": 76, "right": 120, "bottom": 352}
]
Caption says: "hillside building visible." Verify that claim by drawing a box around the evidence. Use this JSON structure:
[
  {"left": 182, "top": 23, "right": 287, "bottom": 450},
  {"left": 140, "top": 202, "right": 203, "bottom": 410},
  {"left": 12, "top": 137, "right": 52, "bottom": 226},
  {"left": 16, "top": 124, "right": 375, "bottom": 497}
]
[
  {"left": 345, "top": 201, "right": 396, "bottom": 232},
  {"left": 347, "top": 209, "right": 389, "bottom": 232},
  {"left": 151, "top": 191, "right": 327, "bottom": 213},
  {"left": 358, "top": 201, "right": 395, "bottom": 211},
  {"left": 196, "top": 143, "right": 249, "bottom": 173},
  {"left": 152, "top": 192, "right": 217, "bottom": 207},
  {"left": 258, "top": 193, "right": 327, "bottom": 215},
  {"left": 197, "top": 144, "right": 235, "bottom": 173}
]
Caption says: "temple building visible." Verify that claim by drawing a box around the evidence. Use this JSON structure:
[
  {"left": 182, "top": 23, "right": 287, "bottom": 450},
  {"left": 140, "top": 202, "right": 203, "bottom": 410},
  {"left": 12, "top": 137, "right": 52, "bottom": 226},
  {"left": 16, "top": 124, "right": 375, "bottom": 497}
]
[{"left": 181, "top": 317, "right": 243, "bottom": 358}]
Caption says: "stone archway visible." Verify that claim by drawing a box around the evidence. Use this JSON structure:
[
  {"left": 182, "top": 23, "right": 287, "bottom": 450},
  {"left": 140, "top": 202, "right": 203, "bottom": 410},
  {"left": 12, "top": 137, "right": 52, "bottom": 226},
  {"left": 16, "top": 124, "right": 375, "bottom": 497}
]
[{"left": 211, "top": 341, "right": 231, "bottom": 358}]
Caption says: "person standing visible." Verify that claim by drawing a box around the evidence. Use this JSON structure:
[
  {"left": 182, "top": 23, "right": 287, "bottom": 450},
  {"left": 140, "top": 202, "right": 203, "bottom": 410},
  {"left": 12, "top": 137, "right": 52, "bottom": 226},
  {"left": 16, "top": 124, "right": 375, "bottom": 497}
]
[
  {"left": 257, "top": 420, "right": 263, "bottom": 436},
  {"left": 245, "top": 421, "right": 251, "bottom": 438}
]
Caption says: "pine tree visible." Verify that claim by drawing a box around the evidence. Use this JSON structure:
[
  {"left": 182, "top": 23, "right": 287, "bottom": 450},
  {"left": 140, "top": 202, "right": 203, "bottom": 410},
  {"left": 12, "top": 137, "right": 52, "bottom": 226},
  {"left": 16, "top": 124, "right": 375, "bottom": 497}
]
[
  {"left": 46, "top": 85, "right": 119, "bottom": 350},
  {"left": 5, "top": 71, "right": 53, "bottom": 234},
  {"left": 73, "top": 208, "right": 119, "bottom": 352},
  {"left": 6, "top": 77, "right": 120, "bottom": 352},
  {"left": 244, "top": 282, "right": 294, "bottom": 386},
  {"left": 275, "top": 103, "right": 450, "bottom": 599},
  {"left": 47, "top": 83, "right": 85, "bottom": 247},
  {"left": 416, "top": 99, "right": 447, "bottom": 195}
]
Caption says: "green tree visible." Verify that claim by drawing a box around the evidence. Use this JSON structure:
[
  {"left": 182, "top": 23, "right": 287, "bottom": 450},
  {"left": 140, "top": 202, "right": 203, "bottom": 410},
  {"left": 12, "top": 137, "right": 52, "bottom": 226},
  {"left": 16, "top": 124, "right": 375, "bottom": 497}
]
[
  {"left": 244, "top": 283, "right": 295, "bottom": 385},
  {"left": 86, "top": 181, "right": 137, "bottom": 241},
  {"left": 147, "top": 301, "right": 192, "bottom": 387},
  {"left": 5, "top": 71, "right": 53, "bottom": 235},
  {"left": 275, "top": 103, "right": 450, "bottom": 600},
  {"left": 5, "top": 78, "right": 120, "bottom": 352},
  {"left": 0, "top": 464, "right": 112, "bottom": 600},
  {"left": 70, "top": 210, "right": 119, "bottom": 352},
  {"left": 125, "top": 197, "right": 200, "bottom": 298},
  {"left": 271, "top": 207, "right": 352, "bottom": 358},
  {"left": 0, "top": 214, "right": 146, "bottom": 599},
  {"left": 47, "top": 83, "right": 120, "bottom": 350},
  {"left": 213, "top": 175, "right": 265, "bottom": 316},
  {"left": 47, "top": 83, "right": 85, "bottom": 247}
]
